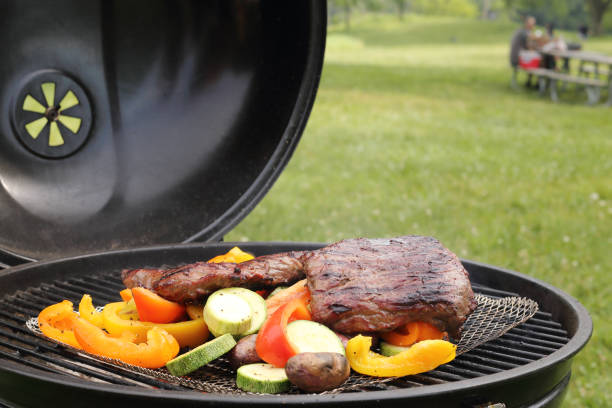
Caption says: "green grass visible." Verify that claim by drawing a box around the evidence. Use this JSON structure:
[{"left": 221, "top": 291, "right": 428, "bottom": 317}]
[{"left": 227, "top": 14, "right": 612, "bottom": 406}]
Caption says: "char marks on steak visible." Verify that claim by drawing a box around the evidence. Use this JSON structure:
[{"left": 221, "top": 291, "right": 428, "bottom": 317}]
[
  {"left": 121, "top": 236, "right": 476, "bottom": 338},
  {"left": 121, "top": 252, "right": 305, "bottom": 303},
  {"left": 303, "top": 236, "right": 477, "bottom": 339}
]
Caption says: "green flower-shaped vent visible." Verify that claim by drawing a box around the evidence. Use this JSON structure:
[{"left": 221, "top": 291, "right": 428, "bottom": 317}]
[
  {"left": 22, "top": 82, "right": 82, "bottom": 147},
  {"left": 12, "top": 70, "right": 92, "bottom": 158}
]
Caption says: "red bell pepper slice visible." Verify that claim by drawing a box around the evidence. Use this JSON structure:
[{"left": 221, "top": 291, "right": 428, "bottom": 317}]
[{"left": 255, "top": 297, "right": 312, "bottom": 368}]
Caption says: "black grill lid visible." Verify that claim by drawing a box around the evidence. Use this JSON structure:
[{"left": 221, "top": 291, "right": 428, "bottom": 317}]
[{"left": 0, "top": 0, "right": 326, "bottom": 261}]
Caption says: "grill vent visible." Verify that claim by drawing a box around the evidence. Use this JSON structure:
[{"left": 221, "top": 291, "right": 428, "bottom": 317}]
[{"left": 1, "top": 272, "right": 568, "bottom": 395}]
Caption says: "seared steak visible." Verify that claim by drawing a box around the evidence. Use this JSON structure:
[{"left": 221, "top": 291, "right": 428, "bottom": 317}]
[
  {"left": 122, "top": 252, "right": 305, "bottom": 303},
  {"left": 122, "top": 236, "right": 476, "bottom": 338},
  {"left": 303, "top": 236, "right": 476, "bottom": 339}
]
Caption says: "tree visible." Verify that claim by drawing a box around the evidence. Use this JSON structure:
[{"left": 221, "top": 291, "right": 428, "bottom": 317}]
[
  {"left": 393, "top": 0, "right": 409, "bottom": 20},
  {"left": 328, "top": 0, "right": 360, "bottom": 31},
  {"left": 586, "top": 0, "right": 612, "bottom": 35}
]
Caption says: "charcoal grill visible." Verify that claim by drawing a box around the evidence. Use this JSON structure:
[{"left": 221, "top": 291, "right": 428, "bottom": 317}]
[
  {"left": 0, "top": 1, "right": 591, "bottom": 407},
  {"left": 0, "top": 244, "right": 592, "bottom": 407}
]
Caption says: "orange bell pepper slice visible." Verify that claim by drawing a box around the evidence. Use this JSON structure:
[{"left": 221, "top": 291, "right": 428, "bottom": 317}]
[
  {"left": 346, "top": 335, "right": 456, "bottom": 377},
  {"left": 380, "top": 321, "right": 445, "bottom": 347},
  {"left": 207, "top": 246, "right": 254, "bottom": 264},
  {"left": 119, "top": 289, "right": 133, "bottom": 302},
  {"left": 102, "top": 301, "right": 209, "bottom": 348},
  {"left": 38, "top": 300, "right": 81, "bottom": 349},
  {"left": 255, "top": 297, "right": 312, "bottom": 368},
  {"left": 265, "top": 279, "right": 310, "bottom": 315},
  {"left": 78, "top": 294, "right": 104, "bottom": 328},
  {"left": 131, "top": 287, "right": 186, "bottom": 324},
  {"left": 72, "top": 317, "right": 179, "bottom": 368}
]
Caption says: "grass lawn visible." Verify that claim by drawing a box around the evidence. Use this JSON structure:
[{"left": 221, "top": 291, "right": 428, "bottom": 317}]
[{"left": 227, "top": 14, "right": 612, "bottom": 406}]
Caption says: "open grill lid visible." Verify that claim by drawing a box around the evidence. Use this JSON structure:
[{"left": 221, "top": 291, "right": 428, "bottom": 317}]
[{"left": 0, "top": 0, "right": 326, "bottom": 262}]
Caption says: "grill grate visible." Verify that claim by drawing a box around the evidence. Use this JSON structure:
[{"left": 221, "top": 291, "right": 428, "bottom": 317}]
[{"left": 1, "top": 271, "right": 568, "bottom": 396}]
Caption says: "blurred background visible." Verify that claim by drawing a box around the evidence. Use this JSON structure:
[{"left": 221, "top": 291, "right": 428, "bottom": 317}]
[{"left": 226, "top": 1, "right": 611, "bottom": 406}]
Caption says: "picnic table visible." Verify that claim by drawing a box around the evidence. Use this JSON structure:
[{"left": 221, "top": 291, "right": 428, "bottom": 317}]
[{"left": 516, "top": 49, "right": 612, "bottom": 105}]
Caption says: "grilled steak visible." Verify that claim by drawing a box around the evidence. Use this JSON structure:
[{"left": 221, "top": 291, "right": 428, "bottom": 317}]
[
  {"left": 122, "top": 252, "right": 305, "bottom": 303},
  {"left": 122, "top": 236, "right": 476, "bottom": 338},
  {"left": 303, "top": 236, "right": 476, "bottom": 339}
]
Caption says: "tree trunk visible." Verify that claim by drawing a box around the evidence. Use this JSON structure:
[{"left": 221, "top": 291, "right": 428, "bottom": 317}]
[
  {"left": 481, "top": 0, "right": 491, "bottom": 19},
  {"left": 344, "top": 3, "right": 351, "bottom": 31},
  {"left": 398, "top": 0, "right": 405, "bottom": 21},
  {"left": 587, "top": 0, "right": 612, "bottom": 36}
]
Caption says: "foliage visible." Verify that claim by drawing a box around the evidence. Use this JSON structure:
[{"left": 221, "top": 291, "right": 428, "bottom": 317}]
[
  {"left": 411, "top": 0, "right": 479, "bottom": 17},
  {"left": 229, "top": 15, "right": 612, "bottom": 407},
  {"left": 503, "top": 0, "right": 589, "bottom": 30}
]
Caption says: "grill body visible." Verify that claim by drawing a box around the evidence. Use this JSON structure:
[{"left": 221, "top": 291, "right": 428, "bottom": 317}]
[{"left": 0, "top": 242, "right": 591, "bottom": 407}]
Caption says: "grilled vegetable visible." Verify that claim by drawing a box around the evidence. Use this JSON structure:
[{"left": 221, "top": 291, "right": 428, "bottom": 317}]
[
  {"left": 103, "top": 301, "right": 209, "bottom": 348},
  {"left": 285, "top": 320, "right": 345, "bottom": 355},
  {"left": 207, "top": 246, "right": 254, "bottom": 264},
  {"left": 346, "top": 335, "right": 456, "bottom": 377},
  {"left": 72, "top": 317, "right": 179, "bottom": 368},
  {"left": 78, "top": 294, "right": 104, "bottom": 328},
  {"left": 185, "top": 304, "right": 203, "bottom": 320},
  {"left": 255, "top": 297, "right": 312, "bottom": 368},
  {"left": 131, "top": 287, "right": 186, "bottom": 324},
  {"left": 285, "top": 352, "right": 350, "bottom": 393},
  {"left": 380, "top": 321, "right": 445, "bottom": 347},
  {"left": 236, "top": 363, "right": 291, "bottom": 394},
  {"left": 166, "top": 333, "right": 236, "bottom": 376},
  {"left": 210, "top": 287, "right": 266, "bottom": 337},
  {"left": 203, "top": 292, "right": 252, "bottom": 337},
  {"left": 38, "top": 300, "right": 81, "bottom": 349},
  {"left": 379, "top": 341, "right": 409, "bottom": 357},
  {"left": 228, "top": 334, "right": 263, "bottom": 370},
  {"left": 265, "top": 279, "right": 309, "bottom": 315}
]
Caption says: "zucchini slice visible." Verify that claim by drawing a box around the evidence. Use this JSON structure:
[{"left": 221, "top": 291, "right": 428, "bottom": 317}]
[
  {"left": 211, "top": 288, "right": 266, "bottom": 337},
  {"left": 166, "top": 333, "right": 236, "bottom": 376},
  {"left": 203, "top": 292, "right": 252, "bottom": 337},
  {"left": 286, "top": 320, "right": 345, "bottom": 355},
  {"left": 379, "top": 341, "right": 410, "bottom": 357},
  {"left": 236, "top": 363, "right": 291, "bottom": 394}
]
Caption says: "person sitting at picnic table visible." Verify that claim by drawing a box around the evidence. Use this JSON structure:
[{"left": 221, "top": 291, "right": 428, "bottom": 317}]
[
  {"left": 540, "top": 23, "right": 568, "bottom": 71},
  {"left": 510, "top": 16, "right": 537, "bottom": 88}
]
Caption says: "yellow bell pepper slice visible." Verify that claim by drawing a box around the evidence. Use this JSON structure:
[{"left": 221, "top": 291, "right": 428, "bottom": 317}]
[
  {"left": 78, "top": 294, "right": 104, "bottom": 327},
  {"left": 346, "top": 335, "right": 456, "bottom": 377},
  {"left": 207, "top": 246, "right": 254, "bottom": 264},
  {"left": 72, "top": 317, "right": 179, "bottom": 368},
  {"left": 102, "top": 301, "right": 209, "bottom": 348},
  {"left": 38, "top": 300, "right": 81, "bottom": 349}
]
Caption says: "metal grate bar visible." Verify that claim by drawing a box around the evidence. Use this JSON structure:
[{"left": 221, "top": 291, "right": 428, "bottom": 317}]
[
  {"left": 485, "top": 338, "right": 555, "bottom": 355},
  {"left": 466, "top": 348, "right": 533, "bottom": 366},
  {"left": 0, "top": 348, "right": 60, "bottom": 375},
  {"left": 53, "top": 281, "right": 118, "bottom": 304},
  {"left": 508, "top": 327, "right": 569, "bottom": 344},
  {"left": 454, "top": 352, "right": 521, "bottom": 370},
  {"left": 85, "top": 276, "right": 125, "bottom": 291},
  {"left": 434, "top": 364, "right": 483, "bottom": 379},
  {"left": 447, "top": 358, "right": 503, "bottom": 375},
  {"left": 39, "top": 283, "right": 87, "bottom": 302},
  {"left": 520, "top": 322, "right": 567, "bottom": 337},
  {"left": 471, "top": 284, "right": 518, "bottom": 298},
  {"left": 527, "top": 317, "right": 563, "bottom": 329},
  {"left": 498, "top": 332, "right": 568, "bottom": 349},
  {"left": 476, "top": 342, "right": 546, "bottom": 360},
  {"left": 67, "top": 278, "right": 123, "bottom": 299}
]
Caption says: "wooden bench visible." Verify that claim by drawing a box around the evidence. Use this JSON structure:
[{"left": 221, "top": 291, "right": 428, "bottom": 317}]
[
  {"left": 579, "top": 64, "right": 610, "bottom": 78},
  {"left": 517, "top": 67, "right": 606, "bottom": 105}
]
